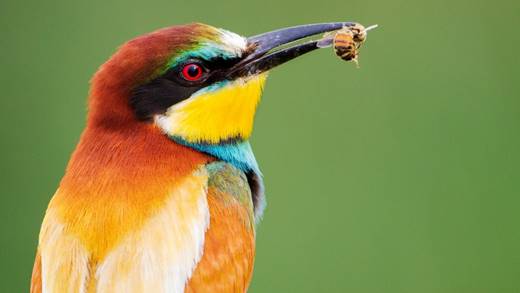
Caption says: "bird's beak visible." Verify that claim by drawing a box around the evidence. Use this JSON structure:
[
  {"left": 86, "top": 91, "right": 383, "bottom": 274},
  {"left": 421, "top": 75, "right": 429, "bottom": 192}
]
[{"left": 226, "top": 22, "right": 356, "bottom": 79}]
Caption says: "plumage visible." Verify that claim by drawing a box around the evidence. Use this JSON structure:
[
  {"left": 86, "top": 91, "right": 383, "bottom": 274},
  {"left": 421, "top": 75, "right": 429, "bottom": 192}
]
[
  {"left": 154, "top": 74, "right": 266, "bottom": 144},
  {"left": 32, "top": 21, "right": 355, "bottom": 292},
  {"left": 186, "top": 162, "right": 256, "bottom": 292}
]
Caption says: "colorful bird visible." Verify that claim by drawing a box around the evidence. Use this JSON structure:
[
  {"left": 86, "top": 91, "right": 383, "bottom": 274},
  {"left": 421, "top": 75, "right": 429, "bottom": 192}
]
[{"left": 31, "top": 22, "right": 358, "bottom": 293}]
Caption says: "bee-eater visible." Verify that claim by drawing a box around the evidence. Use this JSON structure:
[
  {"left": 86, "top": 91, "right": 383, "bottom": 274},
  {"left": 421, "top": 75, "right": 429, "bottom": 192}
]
[{"left": 31, "top": 22, "right": 357, "bottom": 293}]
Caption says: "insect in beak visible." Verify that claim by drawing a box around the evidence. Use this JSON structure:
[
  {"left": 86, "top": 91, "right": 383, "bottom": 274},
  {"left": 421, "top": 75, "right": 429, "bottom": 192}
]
[{"left": 316, "top": 24, "right": 378, "bottom": 67}]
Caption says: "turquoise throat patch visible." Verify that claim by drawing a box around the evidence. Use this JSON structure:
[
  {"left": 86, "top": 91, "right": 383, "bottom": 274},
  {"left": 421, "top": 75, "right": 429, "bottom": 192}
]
[{"left": 171, "top": 136, "right": 261, "bottom": 174}]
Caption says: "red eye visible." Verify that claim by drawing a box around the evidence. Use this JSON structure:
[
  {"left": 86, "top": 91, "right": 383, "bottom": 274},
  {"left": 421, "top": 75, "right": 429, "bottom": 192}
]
[{"left": 181, "top": 63, "right": 204, "bottom": 81}]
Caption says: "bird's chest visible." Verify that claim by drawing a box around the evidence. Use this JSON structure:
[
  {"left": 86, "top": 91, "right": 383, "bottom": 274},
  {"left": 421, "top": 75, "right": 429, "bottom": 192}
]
[{"left": 39, "top": 170, "right": 211, "bottom": 293}]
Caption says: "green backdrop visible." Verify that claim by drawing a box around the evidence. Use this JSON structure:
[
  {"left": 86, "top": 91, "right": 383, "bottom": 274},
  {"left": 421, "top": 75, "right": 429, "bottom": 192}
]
[{"left": 1, "top": 0, "right": 519, "bottom": 292}]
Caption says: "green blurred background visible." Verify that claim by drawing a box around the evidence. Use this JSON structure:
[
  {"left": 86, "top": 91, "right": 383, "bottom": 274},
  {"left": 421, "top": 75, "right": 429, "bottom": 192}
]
[{"left": 1, "top": 0, "right": 519, "bottom": 292}]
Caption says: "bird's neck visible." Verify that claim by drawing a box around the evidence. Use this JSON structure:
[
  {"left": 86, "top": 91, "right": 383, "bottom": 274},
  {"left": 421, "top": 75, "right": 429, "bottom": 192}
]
[
  {"left": 171, "top": 136, "right": 260, "bottom": 174},
  {"left": 61, "top": 123, "right": 213, "bottom": 195},
  {"left": 169, "top": 135, "right": 266, "bottom": 222}
]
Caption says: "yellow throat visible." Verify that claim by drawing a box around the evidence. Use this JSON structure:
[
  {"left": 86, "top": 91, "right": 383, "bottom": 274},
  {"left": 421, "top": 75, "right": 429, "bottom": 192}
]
[{"left": 155, "top": 74, "right": 267, "bottom": 143}]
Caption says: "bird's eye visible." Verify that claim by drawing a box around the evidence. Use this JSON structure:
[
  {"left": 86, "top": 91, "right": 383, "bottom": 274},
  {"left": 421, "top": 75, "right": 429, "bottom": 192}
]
[{"left": 181, "top": 63, "right": 204, "bottom": 81}]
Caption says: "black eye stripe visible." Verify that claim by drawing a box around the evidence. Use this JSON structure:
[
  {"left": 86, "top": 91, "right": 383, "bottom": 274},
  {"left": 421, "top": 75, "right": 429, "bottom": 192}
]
[
  {"left": 129, "top": 56, "right": 241, "bottom": 121},
  {"left": 129, "top": 78, "right": 202, "bottom": 120},
  {"left": 207, "top": 57, "right": 242, "bottom": 69}
]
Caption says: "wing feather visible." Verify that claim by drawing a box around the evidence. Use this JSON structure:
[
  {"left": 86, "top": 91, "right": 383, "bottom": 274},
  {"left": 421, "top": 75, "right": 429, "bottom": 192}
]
[{"left": 186, "top": 162, "right": 256, "bottom": 293}]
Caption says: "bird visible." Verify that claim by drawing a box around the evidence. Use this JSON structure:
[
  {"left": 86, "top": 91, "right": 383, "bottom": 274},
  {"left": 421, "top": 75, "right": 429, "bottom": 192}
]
[{"left": 30, "top": 21, "right": 357, "bottom": 293}]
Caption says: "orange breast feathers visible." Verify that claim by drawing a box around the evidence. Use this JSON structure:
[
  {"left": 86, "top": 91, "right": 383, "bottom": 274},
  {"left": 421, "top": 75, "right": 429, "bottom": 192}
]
[{"left": 31, "top": 124, "right": 256, "bottom": 293}]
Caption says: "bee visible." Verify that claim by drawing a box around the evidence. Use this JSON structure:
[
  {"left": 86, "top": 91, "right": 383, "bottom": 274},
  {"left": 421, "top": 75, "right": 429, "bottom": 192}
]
[
  {"left": 318, "top": 23, "right": 378, "bottom": 66},
  {"left": 332, "top": 28, "right": 359, "bottom": 62}
]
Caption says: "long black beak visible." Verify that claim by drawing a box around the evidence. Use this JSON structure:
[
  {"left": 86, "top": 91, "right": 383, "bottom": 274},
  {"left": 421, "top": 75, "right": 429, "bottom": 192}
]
[{"left": 227, "top": 22, "right": 355, "bottom": 79}]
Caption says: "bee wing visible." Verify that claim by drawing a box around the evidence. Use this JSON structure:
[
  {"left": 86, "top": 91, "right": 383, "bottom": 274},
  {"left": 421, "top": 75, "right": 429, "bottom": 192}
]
[
  {"left": 317, "top": 37, "right": 334, "bottom": 48},
  {"left": 316, "top": 31, "right": 336, "bottom": 48}
]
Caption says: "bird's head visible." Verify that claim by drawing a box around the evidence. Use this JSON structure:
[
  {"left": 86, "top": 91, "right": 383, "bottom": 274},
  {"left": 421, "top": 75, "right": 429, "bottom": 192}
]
[{"left": 89, "top": 22, "right": 354, "bottom": 144}]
